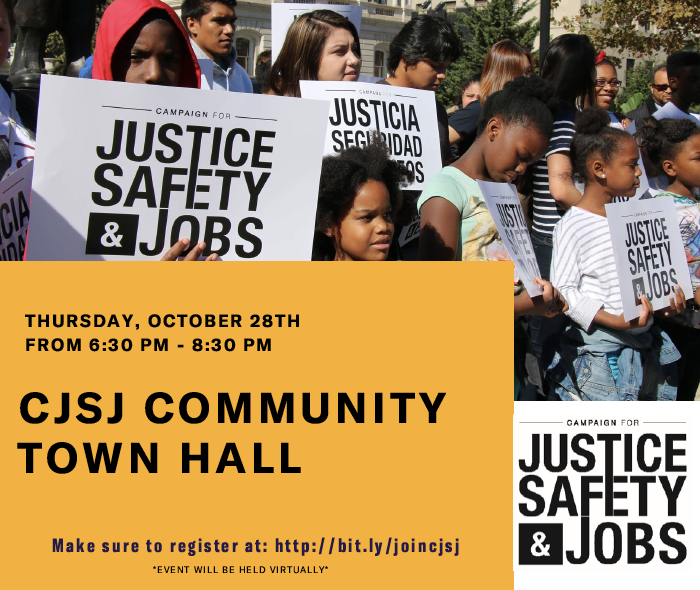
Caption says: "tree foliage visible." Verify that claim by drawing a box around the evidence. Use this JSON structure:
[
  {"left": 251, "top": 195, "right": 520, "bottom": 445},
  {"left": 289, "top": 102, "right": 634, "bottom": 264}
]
[
  {"left": 552, "top": 0, "right": 700, "bottom": 56},
  {"left": 616, "top": 58, "right": 655, "bottom": 107},
  {"left": 437, "top": 0, "right": 539, "bottom": 107}
]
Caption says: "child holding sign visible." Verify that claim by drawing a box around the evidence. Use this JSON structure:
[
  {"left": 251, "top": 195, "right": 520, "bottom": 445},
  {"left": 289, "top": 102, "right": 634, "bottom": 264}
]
[
  {"left": 312, "top": 141, "right": 412, "bottom": 261},
  {"left": 637, "top": 117, "right": 700, "bottom": 399},
  {"left": 418, "top": 75, "right": 558, "bottom": 262},
  {"left": 549, "top": 108, "right": 685, "bottom": 401}
]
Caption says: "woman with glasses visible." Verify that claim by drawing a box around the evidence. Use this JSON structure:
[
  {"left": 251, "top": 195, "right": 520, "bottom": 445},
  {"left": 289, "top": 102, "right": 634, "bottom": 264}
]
[{"left": 594, "top": 52, "right": 626, "bottom": 128}]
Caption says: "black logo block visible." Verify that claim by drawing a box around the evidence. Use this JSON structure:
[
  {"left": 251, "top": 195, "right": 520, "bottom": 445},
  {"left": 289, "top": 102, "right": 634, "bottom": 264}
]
[
  {"left": 632, "top": 277, "right": 646, "bottom": 305},
  {"left": 519, "top": 523, "right": 563, "bottom": 565},
  {"left": 85, "top": 212, "right": 139, "bottom": 256}
]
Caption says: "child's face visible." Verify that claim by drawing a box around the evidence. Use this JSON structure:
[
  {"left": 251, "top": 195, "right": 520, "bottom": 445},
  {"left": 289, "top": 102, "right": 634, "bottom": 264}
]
[
  {"left": 113, "top": 19, "right": 183, "bottom": 86},
  {"left": 666, "top": 134, "right": 700, "bottom": 189},
  {"left": 333, "top": 180, "right": 393, "bottom": 261},
  {"left": 484, "top": 121, "right": 548, "bottom": 184},
  {"left": 602, "top": 136, "right": 642, "bottom": 197}
]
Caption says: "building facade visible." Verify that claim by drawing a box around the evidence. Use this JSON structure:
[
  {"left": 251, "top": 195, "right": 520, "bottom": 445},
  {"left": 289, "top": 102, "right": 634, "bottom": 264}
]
[
  {"left": 165, "top": 0, "right": 666, "bottom": 88},
  {"left": 166, "top": 0, "right": 420, "bottom": 79}
]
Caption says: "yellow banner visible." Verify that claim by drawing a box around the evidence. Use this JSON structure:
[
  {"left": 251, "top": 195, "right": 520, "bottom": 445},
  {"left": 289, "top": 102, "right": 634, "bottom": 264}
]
[{"left": 0, "top": 262, "right": 512, "bottom": 588}]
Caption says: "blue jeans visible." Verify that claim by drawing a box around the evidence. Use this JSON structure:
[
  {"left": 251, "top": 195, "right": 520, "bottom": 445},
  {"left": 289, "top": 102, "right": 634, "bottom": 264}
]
[
  {"left": 528, "top": 230, "right": 568, "bottom": 370},
  {"left": 548, "top": 323, "right": 679, "bottom": 401}
]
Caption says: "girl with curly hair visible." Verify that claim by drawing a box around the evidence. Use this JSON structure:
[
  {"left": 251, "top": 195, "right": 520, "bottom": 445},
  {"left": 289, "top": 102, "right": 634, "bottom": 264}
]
[{"left": 313, "top": 140, "right": 413, "bottom": 261}]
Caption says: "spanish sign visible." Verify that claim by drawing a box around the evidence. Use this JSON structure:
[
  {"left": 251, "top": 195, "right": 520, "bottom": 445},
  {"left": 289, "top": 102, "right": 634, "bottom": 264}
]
[
  {"left": 0, "top": 160, "right": 32, "bottom": 261},
  {"left": 300, "top": 81, "right": 442, "bottom": 191}
]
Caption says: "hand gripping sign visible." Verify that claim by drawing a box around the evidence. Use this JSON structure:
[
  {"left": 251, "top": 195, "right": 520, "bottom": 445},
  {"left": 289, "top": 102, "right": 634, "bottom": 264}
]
[
  {"left": 300, "top": 81, "right": 442, "bottom": 191},
  {"left": 25, "top": 76, "right": 329, "bottom": 261},
  {"left": 606, "top": 196, "right": 693, "bottom": 320},
  {"left": 0, "top": 161, "right": 32, "bottom": 261},
  {"left": 477, "top": 180, "right": 543, "bottom": 297}
]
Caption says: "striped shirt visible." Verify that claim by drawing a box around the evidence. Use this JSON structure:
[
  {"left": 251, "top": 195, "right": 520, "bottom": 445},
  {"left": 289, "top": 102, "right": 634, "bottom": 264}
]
[
  {"left": 532, "top": 103, "right": 578, "bottom": 236},
  {"left": 551, "top": 207, "right": 649, "bottom": 333}
]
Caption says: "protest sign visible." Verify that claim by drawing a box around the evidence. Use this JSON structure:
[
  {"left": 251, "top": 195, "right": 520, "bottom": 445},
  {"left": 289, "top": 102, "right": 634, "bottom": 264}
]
[
  {"left": 477, "top": 180, "right": 542, "bottom": 297},
  {"left": 271, "top": 2, "right": 362, "bottom": 62},
  {"left": 197, "top": 58, "right": 214, "bottom": 90},
  {"left": 606, "top": 197, "right": 692, "bottom": 320},
  {"left": 0, "top": 161, "right": 32, "bottom": 261},
  {"left": 653, "top": 102, "right": 700, "bottom": 123},
  {"left": 611, "top": 121, "right": 650, "bottom": 202},
  {"left": 25, "top": 76, "right": 329, "bottom": 261},
  {"left": 300, "top": 81, "right": 442, "bottom": 191}
]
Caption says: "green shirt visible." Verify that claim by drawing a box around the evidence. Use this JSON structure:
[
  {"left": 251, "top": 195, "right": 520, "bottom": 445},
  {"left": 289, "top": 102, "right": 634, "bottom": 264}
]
[{"left": 417, "top": 166, "right": 505, "bottom": 262}]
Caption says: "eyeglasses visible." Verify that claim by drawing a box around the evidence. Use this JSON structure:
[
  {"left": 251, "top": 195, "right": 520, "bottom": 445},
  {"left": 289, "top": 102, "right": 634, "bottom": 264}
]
[
  {"left": 595, "top": 79, "right": 622, "bottom": 88},
  {"left": 651, "top": 83, "right": 670, "bottom": 92}
]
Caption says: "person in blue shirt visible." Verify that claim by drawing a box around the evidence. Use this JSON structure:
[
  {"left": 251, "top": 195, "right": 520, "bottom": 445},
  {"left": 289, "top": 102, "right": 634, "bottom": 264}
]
[{"left": 181, "top": 0, "right": 252, "bottom": 93}]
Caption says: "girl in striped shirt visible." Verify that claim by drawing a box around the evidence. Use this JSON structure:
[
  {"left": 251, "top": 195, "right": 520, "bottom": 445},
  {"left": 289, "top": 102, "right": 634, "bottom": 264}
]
[{"left": 549, "top": 108, "right": 685, "bottom": 401}]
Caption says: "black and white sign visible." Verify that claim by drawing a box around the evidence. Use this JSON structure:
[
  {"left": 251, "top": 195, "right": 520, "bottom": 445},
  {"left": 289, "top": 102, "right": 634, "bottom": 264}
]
[
  {"left": 0, "top": 161, "right": 32, "bottom": 261},
  {"left": 25, "top": 76, "right": 330, "bottom": 261},
  {"left": 514, "top": 414, "right": 692, "bottom": 569},
  {"left": 300, "top": 81, "right": 442, "bottom": 191},
  {"left": 606, "top": 197, "right": 692, "bottom": 320},
  {"left": 478, "top": 180, "right": 542, "bottom": 297}
]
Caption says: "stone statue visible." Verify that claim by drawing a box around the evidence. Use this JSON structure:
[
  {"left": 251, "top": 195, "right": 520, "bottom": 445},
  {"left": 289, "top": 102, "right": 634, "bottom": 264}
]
[{"left": 9, "top": 0, "right": 102, "bottom": 94}]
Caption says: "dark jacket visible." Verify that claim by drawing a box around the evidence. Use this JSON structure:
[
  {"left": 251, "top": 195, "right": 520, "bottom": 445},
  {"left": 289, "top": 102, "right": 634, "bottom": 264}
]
[{"left": 626, "top": 97, "right": 659, "bottom": 128}]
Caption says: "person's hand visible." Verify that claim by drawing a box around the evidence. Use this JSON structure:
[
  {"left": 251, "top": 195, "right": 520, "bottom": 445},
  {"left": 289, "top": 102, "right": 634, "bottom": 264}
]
[
  {"left": 660, "top": 285, "right": 686, "bottom": 318},
  {"left": 619, "top": 295, "right": 653, "bottom": 328},
  {"left": 532, "top": 277, "right": 567, "bottom": 317},
  {"left": 694, "top": 288, "right": 700, "bottom": 307},
  {"left": 160, "top": 238, "right": 219, "bottom": 261}
]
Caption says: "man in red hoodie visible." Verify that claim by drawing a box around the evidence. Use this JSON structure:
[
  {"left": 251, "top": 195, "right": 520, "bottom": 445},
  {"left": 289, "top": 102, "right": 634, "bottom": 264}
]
[{"left": 92, "top": 0, "right": 200, "bottom": 88}]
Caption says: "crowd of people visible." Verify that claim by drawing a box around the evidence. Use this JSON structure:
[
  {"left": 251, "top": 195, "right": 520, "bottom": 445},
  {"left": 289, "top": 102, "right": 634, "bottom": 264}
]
[{"left": 2, "top": 0, "right": 700, "bottom": 401}]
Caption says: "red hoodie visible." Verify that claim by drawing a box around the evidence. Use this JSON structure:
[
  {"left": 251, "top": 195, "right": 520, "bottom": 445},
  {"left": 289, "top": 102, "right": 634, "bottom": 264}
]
[{"left": 92, "top": 0, "right": 200, "bottom": 88}]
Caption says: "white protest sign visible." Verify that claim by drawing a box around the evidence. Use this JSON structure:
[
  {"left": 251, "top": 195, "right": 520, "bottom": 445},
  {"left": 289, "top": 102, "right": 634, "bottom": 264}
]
[
  {"left": 271, "top": 3, "right": 362, "bottom": 63},
  {"left": 477, "top": 180, "right": 542, "bottom": 297},
  {"left": 611, "top": 120, "right": 650, "bottom": 203},
  {"left": 26, "top": 76, "right": 329, "bottom": 261},
  {"left": 654, "top": 101, "right": 700, "bottom": 123},
  {"left": 0, "top": 160, "right": 32, "bottom": 260},
  {"left": 300, "top": 81, "right": 442, "bottom": 191},
  {"left": 605, "top": 196, "right": 692, "bottom": 320},
  {"left": 197, "top": 58, "right": 214, "bottom": 90}
]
